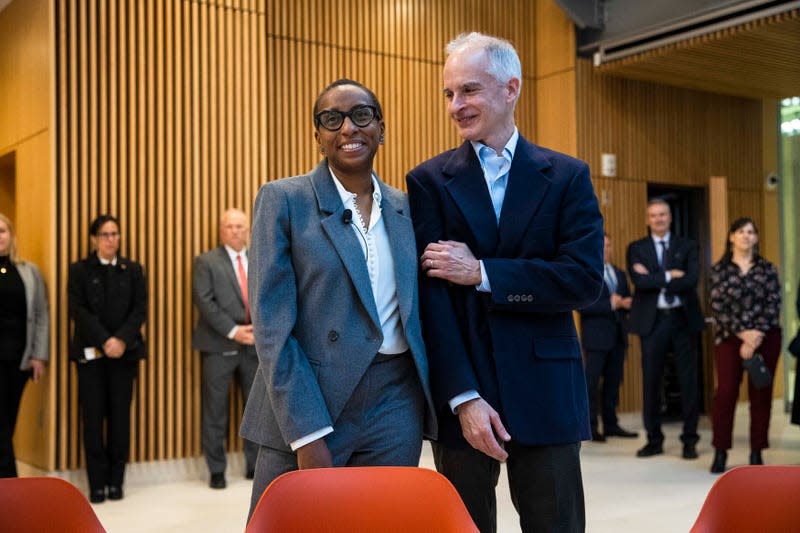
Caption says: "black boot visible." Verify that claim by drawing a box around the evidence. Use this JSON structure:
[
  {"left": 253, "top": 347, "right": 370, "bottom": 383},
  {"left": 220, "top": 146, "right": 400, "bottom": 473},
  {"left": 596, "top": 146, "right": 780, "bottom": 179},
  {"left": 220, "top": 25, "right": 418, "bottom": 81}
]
[
  {"left": 749, "top": 450, "right": 763, "bottom": 465},
  {"left": 710, "top": 449, "right": 727, "bottom": 474}
]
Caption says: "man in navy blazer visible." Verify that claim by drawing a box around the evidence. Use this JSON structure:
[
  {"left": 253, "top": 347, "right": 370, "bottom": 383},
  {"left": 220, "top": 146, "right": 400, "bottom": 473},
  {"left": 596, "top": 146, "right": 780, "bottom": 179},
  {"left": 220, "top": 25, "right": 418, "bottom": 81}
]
[
  {"left": 579, "top": 233, "right": 637, "bottom": 442},
  {"left": 627, "top": 198, "right": 704, "bottom": 460},
  {"left": 407, "top": 32, "right": 603, "bottom": 533}
]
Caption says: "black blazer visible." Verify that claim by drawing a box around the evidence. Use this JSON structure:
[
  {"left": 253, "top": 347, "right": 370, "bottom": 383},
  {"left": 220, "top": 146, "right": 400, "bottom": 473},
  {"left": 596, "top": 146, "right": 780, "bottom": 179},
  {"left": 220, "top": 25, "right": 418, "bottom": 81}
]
[
  {"left": 579, "top": 264, "right": 629, "bottom": 352},
  {"left": 68, "top": 252, "right": 147, "bottom": 361},
  {"left": 626, "top": 235, "right": 704, "bottom": 337}
]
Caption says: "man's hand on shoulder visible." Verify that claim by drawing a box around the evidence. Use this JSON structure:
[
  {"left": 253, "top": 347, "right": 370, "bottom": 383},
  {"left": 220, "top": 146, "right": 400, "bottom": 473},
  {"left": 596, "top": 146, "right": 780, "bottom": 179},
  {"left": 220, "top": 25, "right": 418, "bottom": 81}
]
[
  {"left": 421, "top": 240, "right": 481, "bottom": 286},
  {"left": 296, "top": 438, "right": 334, "bottom": 469},
  {"left": 457, "top": 398, "right": 511, "bottom": 462}
]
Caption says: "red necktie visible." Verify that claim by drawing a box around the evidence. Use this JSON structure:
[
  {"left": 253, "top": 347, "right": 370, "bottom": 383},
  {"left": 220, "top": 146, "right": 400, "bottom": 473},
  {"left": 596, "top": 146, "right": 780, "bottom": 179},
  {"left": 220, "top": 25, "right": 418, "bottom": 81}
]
[{"left": 236, "top": 254, "right": 250, "bottom": 324}]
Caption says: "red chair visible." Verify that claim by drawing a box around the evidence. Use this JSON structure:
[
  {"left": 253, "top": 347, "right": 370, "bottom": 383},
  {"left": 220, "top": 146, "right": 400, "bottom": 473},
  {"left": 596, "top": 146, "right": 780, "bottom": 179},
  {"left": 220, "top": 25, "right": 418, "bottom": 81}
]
[
  {"left": 245, "top": 466, "right": 479, "bottom": 533},
  {"left": 690, "top": 465, "right": 800, "bottom": 533},
  {"left": 0, "top": 476, "right": 106, "bottom": 533}
]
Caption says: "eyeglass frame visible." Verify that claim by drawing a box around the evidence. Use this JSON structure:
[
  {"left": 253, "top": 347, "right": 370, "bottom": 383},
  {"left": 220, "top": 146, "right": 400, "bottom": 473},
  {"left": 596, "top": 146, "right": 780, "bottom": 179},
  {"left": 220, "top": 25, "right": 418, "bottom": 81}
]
[
  {"left": 96, "top": 231, "right": 120, "bottom": 240},
  {"left": 314, "top": 104, "right": 382, "bottom": 132}
]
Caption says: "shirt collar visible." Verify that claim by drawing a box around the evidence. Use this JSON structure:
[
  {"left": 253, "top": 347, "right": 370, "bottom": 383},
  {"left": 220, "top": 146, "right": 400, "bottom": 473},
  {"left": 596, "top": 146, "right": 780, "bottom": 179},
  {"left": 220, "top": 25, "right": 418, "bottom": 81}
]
[
  {"left": 98, "top": 255, "right": 118, "bottom": 266},
  {"left": 329, "top": 167, "right": 382, "bottom": 209},
  {"left": 470, "top": 127, "right": 519, "bottom": 161},
  {"left": 651, "top": 232, "right": 671, "bottom": 246},
  {"left": 224, "top": 245, "right": 246, "bottom": 261}
]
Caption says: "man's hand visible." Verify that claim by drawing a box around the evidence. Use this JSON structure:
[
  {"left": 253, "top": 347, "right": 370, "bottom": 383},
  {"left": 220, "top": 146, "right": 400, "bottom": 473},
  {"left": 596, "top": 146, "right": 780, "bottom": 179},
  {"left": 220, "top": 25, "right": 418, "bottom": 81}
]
[
  {"left": 296, "top": 438, "right": 333, "bottom": 470},
  {"left": 632, "top": 263, "right": 649, "bottom": 275},
  {"left": 610, "top": 293, "right": 623, "bottom": 310},
  {"left": 457, "top": 398, "right": 511, "bottom": 462},
  {"left": 29, "top": 359, "right": 45, "bottom": 382},
  {"left": 668, "top": 269, "right": 685, "bottom": 279},
  {"left": 421, "top": 240, "right": 481, "bottom": 286},
  {"left": 103, "top": 337, "right": 126, "bottom": 358},
  {"left": 619, "top": 296, "right": 632, "bottom": 310},
  {"left": 233, "top": 325, "right": 255, "bottom": 345}
]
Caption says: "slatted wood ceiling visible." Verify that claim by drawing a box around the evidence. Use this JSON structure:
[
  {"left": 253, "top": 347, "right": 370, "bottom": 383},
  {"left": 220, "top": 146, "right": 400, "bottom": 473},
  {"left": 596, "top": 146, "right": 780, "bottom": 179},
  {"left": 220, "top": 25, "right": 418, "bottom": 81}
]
[{"left": 597, "top": 8, "right": 800, "bottom": 99}]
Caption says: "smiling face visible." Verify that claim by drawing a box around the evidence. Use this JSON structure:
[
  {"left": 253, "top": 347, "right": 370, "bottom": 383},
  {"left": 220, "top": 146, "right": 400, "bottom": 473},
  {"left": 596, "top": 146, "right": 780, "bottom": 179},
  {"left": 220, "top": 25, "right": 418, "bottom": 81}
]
[
  {"left": 729, "top": 222, "right": 758, "bottom": 255},
  {"left": 646, "top": 201, "right": 672, "bottom": 238},
  {"left": 442, "top": 47, "right": 519, "bottom": 152},
  {"left": 314, "top": 84, "right": 384, "bottom": 180}
]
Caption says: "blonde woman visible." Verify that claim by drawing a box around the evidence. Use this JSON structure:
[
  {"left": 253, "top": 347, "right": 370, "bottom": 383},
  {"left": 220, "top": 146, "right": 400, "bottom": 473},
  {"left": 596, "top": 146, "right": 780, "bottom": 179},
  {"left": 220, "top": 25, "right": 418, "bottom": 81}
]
[{"left": 0, "top": 213, "right": 49, "bottom": 478}]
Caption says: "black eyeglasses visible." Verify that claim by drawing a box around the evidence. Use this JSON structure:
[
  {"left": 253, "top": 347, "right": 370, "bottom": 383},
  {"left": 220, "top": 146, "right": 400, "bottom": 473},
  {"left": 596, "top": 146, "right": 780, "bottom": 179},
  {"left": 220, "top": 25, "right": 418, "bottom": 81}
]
[{"left": 314, "top": 105, "right": 380, "bottom": 131}]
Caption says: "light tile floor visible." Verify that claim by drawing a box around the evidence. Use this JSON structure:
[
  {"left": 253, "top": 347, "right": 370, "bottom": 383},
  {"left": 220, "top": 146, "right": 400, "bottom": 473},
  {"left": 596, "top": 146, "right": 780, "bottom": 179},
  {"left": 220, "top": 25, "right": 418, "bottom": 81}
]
[{"left": 18, "top": 400, "right": 800, "bottom": 532}]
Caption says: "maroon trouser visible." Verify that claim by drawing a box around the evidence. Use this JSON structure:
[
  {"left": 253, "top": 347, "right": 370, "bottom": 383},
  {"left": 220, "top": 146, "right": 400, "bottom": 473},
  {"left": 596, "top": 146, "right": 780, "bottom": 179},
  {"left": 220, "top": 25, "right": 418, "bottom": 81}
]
[{"left": 711, "top": 328, "right": 781, "bottom": 451}]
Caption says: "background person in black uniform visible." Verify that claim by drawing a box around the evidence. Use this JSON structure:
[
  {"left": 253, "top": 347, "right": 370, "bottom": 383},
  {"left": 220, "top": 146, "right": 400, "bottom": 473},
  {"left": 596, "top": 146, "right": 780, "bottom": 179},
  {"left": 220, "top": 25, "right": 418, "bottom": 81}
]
[
  {"left": 68, "top": 215, "right": 147, "bottom": 503},
  {"left": 627, "top": 198, "right": 704, "bottom": 460},
  {"left": 579, "top": 233, "right": 636, "bottom": 442},
  {"left": 0, "top": 213, "right": 49, "bottom": 478}
]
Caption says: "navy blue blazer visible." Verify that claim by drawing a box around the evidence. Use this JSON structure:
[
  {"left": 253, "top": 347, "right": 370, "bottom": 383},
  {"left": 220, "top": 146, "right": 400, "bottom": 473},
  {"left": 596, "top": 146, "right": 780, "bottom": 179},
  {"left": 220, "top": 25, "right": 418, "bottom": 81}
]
[
  {"left": 626, "top": 235, "right": 705, "bottom": 337},
  {"left": 407, "top": 136, "right": 604, "bottom": 447},
  {"left": 579, "top": 265, "right": 630, "bottom": 352}
]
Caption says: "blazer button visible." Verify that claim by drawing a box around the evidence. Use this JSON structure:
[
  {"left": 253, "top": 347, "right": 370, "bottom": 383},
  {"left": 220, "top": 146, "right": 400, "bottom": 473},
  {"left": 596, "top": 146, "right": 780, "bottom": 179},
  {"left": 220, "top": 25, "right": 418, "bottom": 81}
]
[
  {"left": 328, "top": 331, "right": 339, "bottom": 342},
  {"left": 513, "top": 295, "right": 521, "bottom": 302},
  {"left": 507, "top": 295, "right": 514, "bottom": 302}
]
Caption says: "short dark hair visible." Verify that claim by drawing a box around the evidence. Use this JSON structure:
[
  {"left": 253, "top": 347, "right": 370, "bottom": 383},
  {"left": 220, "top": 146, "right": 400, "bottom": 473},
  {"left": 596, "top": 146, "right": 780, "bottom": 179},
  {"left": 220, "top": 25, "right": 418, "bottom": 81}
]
[
  {"left": 312, "top": 79, "right": 383, "bottom": 128},
  {"left": 89, "top": 214, "right": 120, "bottom": 236}
]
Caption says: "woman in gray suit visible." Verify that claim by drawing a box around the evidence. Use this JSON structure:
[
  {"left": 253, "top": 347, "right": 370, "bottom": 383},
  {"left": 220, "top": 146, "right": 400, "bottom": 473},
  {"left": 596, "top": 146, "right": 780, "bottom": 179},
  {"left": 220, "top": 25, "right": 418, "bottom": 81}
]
[
  {"left": 0, "top": 212, "right": 49, "bottom": 478},
  {"left": 242, "top": 80, "right": 435, "bottom": 516}
]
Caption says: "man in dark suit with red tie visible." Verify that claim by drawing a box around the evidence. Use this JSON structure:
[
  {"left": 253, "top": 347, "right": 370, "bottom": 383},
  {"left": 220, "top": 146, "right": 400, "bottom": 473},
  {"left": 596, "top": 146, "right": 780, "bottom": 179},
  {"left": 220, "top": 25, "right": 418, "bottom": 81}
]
[
  {"left": 192, "top": 208, "right": 259, "bottom": 489},
  {"left": 579, "top": 233, "right": 637, "bottom": 442},
  {"left": 627, "top": 198, "right": 704, "bottom": 460}
]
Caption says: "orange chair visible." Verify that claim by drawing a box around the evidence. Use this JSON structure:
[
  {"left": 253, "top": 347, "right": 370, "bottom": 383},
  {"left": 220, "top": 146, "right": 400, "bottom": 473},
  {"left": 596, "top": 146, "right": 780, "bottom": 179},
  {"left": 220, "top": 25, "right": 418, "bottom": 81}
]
[
  {"left": 0, "top": 476, "right": 106, "bottom": 533},
  {"left": 245, "top": 466, "right": 479, "bottom": 533},
  {"left": 690, "top": 465, "right": 800, "bottom": 533}
]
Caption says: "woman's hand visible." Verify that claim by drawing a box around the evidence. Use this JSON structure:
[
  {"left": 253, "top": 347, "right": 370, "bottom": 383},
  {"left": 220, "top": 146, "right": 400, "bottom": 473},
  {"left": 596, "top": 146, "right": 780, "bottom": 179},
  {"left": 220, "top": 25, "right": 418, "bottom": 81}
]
[
  {"left": 739, "top": 341, "right": 756, "bottom": 360},
  {"left": 29, "top": 359, "right": 46, "bottom": 382},
  {"left": 737, "top": 329, "right": 764, "bottom": 350}
]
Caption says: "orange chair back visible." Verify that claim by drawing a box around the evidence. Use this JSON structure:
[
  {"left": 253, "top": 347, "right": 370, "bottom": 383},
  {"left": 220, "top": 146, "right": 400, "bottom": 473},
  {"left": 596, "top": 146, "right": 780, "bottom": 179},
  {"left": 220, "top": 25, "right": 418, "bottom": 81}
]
[
  {"left": 690, "top": 465, "right": 800, "bottom": 533},
  {"left": 245, "top": 466, "right": 479, "bottom": 533},
  {"left": 0, "top": 476, "right": 106, "bottom": 533}
]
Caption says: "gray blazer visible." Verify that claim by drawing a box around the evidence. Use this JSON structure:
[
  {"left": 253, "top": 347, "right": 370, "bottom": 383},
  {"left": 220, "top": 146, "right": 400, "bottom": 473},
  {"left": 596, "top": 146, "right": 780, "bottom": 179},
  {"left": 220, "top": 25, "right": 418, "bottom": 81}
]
[
  {"left": 17, "top": 261, "right": 50, "bottom": 370},
  {"left": 240, "top": 162, "right": 436, "bottom": 450},
  {"left": 192, "top": 246, "right": 250, "bottom": 353}
]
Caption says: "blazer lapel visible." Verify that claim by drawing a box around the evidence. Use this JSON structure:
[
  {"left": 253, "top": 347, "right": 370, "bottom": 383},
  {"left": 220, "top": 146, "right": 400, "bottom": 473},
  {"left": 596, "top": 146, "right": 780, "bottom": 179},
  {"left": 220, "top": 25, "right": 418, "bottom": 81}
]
[
  {"left": 442, "top": 142, "right": 498, "bottom": 256},
  {"left": 379, "top": 182, "right": 415, "bottom": 324},
  {"left": 216, "top": 247, "right": 244, "bottom": 304},
  {"left": 311, "top": 162, "right": 381, "bottom": 328},
  {"left": 496, "top": 137, "right": 551, "bottom": 255}
]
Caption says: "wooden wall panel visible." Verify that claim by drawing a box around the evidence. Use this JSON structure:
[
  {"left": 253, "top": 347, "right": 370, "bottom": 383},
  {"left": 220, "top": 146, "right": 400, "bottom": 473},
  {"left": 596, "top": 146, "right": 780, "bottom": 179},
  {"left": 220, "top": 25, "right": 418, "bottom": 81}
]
[
  {"left": 53, "top": 0, "right": 547, "bottom": 470},
  {"left": 577, "top": 58, "right": 767, "bottom": 413}
]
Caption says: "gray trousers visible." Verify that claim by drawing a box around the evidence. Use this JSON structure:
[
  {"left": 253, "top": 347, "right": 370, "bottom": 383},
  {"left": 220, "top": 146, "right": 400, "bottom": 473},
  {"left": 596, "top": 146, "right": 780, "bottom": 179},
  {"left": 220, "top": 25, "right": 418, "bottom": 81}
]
[
  {"left": 248, "top": 352, "right": 425, "bottom": 517},
  {"left": 201, "top": 347, "right": 259, "bottom": 475}
]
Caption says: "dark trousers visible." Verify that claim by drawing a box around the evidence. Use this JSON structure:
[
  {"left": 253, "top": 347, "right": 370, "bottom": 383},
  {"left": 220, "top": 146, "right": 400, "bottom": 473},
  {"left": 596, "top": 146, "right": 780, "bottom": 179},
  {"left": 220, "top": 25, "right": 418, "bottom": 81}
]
[
  {"left": 0, "top": 362, "right": 30, "bottom": 477},
  {"left": 711, "top": 329, "right": 781, "bottom": 451},
  {"left": 584, "top": 343, "right": 625, "bottom": 432},
  {"left": 432, "top": 441, "right": 585, "bottom": 533},
  {"left": 201, "top": 348, "right": 259, "bottom": 475},
  {"left": 640, "top": 308, "right": 699, "bottom": 447},
  {"left": 77, "top": 358, "right": 138, "bottom": 492}
]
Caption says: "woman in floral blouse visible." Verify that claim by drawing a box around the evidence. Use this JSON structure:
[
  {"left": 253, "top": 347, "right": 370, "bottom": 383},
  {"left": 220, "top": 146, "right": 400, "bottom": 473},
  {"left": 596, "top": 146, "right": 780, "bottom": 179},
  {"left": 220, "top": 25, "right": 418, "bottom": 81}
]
[{"left": 709, "top": 217, "right": 781, "bottom": 474}]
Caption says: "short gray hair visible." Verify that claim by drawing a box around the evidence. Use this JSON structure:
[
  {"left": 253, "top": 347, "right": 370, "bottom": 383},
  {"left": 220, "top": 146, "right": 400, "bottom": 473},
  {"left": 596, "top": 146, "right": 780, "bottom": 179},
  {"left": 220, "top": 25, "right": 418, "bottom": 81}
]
[{"left": 445, "top": 32, "right": 522, "bottom": 88}]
